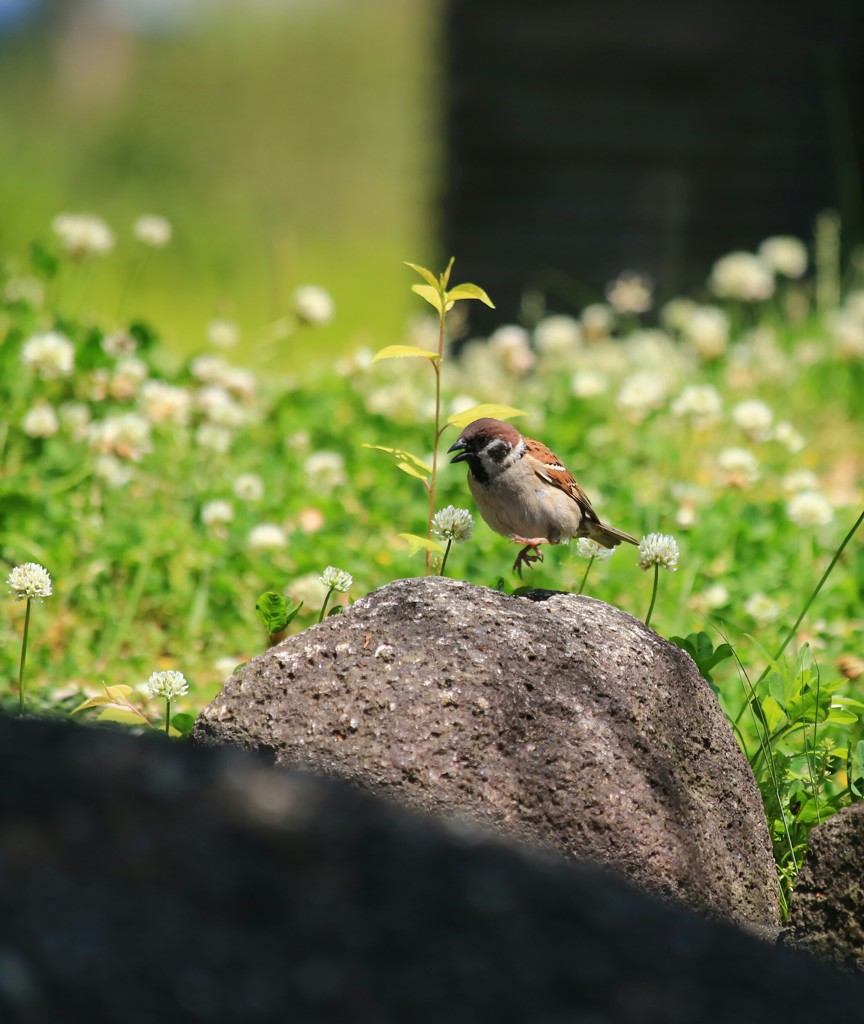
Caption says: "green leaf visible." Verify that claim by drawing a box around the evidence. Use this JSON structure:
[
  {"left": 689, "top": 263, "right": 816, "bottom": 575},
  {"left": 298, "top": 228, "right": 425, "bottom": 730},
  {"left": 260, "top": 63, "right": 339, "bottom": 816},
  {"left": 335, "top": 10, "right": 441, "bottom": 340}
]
[
  {"left": 97, "top": 706, "right": 146, "bottom": 726},
  {"left": 171, "top": 712, "right": 197, "bottom": 736},
  {"left": 446, "top": 282, "right": 495, "bottom": 308},
  {"left": 670, "top": 631, "right": 734, "bottom": 684},
  {"left": 255, "top": 592, "right": 303, "bottom": 636},
  {"left": 362, "top": 445, "right": 432, "bottom": 480},
  {"left": 372, "top": 343, "right": 439, "bottom": 362},
  {"left": 399, "top": 533, "right": 446, "bottom": 557},
  {"left": 405, "top": 261, "right": 440, "bottom": 289},
  {"left": 439, "top": 256, "right": 455, "bottom": 289},
  {"left": 71, "top": 685, "right": 134, "bottom": 714},
  {"left": 446, "top": 403, "right": 528, "bottom": 431},
  {"left": 410, "top": 284, "right": 444, "bottom": 314}
]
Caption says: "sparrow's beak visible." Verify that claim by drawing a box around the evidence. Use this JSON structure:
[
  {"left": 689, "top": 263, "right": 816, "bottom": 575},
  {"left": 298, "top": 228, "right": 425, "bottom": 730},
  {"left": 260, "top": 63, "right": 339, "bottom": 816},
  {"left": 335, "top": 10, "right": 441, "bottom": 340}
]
[{"left": 447, "top": 438, "right": 469, "bottom": 464}]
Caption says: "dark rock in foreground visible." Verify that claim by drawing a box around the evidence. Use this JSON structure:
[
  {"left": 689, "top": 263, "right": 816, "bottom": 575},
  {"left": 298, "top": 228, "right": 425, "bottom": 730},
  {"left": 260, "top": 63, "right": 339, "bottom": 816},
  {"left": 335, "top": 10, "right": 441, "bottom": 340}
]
[
  {"left": 0, "top": 715, "right": 861, "bottom": 1023},
  {"left": 784, "top": 801, "right": 864, "bottom": 970},
  {"left": 194, "top": 577, "right": 779, "bottom": 929}
]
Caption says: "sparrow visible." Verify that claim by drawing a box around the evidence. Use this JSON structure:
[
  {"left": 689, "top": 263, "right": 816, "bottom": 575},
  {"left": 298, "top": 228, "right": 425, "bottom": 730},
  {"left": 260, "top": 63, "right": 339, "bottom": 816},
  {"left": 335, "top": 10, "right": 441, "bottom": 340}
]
[{"left": 448, "top": 417, "right": 637, "bottom": 576}]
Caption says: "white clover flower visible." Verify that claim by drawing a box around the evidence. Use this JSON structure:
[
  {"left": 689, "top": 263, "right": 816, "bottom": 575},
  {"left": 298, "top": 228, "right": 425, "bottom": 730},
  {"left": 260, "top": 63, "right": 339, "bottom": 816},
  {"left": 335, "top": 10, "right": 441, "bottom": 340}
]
[
  {"left": 286, "top": 573, "right": 329, "bottom": 607},
  {"left": 8, "top": 562, "right": 52, "bottom": 601},
  {"left": 575, "top": 537, "right": 615, "bottom": 561},
  {"left": 432, "top": 506, "right": 474, "bottom": 543},
  {"left": 139, "top": 380, "right": 192, "bottom": 425},
  {"left": 133, "top": 214, "right": 172, "bottom": 248},
  {"left": 637, "top": 533, "right": 679, "bottom": 571},
  {"left": 293, "top": 285, "right": 334, "bottom": 326},
  {"left": 684, "top": 306, "right": 730, "bottom": 360},
  {"left": 101, "top": 331, "right": 138, "bottom": 358},
  {"left": 772, "top": 420, "right": 805, "bottom": 453},
  {"left": 195, "top": 423, "right": 234, "bottom": 453},
  {"left": 717, "top": 447, "right": 759, "bottom": 485},
  {"left": 702, "top": 583, "right": 730, "bottom": 609},
  {"left": 304, "top": 451, "right": 346, "bottom": 493},
  {"left": 59, "top": 402, "right": 91, "bottom": 437},
  {"left": 201, "top": 500, "right": 234, "bottom": 527},
  {"left": 781, "top": 469, "right": 820, "bottom": 495},
  {"left": 206, "top": 317, "right": 239, "bottom": 349},
  {"left": 196, "top": 386, "right": 245, "bottom": 427},
  {"left": 786, "top": 491, "right": 834, "bottom": 528},
  {"left": 829, "top": 310, "right": 864, "bottom": 360},
  {"left": 22, "top": 403, "right": 59, "bottom": 438},
  {"left": 605, "top": 271, "right": 653, "bottom": 315},
  {"left": 190, "top": 354, "right": 231, "bottom": 384},
  {"left": 670, "top": 385, "right": 723, "bottom": 424},
  {"left": 447, "top": 394, "right": 481, "bottom": 419},
  {"left": 22, "top": 331, "right": 74, "bottom": 379},
  {"left": 220, "top": 367, "right": 257, "bottom": 402},
  {"left": 709, "top": 252, "right": 775, "bottom": 301},
  {"left": 93, "top": 454, "right": 133, "bottom": 489},
  {"left": 233, "top": 473, "right": 264, "bottom": 502},
  {"left": 365, "top": 382, "right": 425, "bottom": 423},
  {"left": 731, "top": 399, "right": 774, "bottom": 440},
  {"left": 570, "top": 369, "right": 609, "bottom": 399},
  {"left": 52, "top": 213, "right": 114, "bottom": 257},
  {"left": 660, "top": 297, "right": 697, "bottom": 332},
  {"left": 248, "top": 523, "right": 288, "bottom": 550},
  {"left": 88, "top": 413, "right": 152, "bottom": 462},
  {"left": 489, "top": 325, "right": 535, "bottom": 375},
  {"left": 319, "top": 566, "right": 353, "bottom": 593},
  {"left": 580, "top": 302, "right": 615, "bottom": 340},
  {"left": 534, "top": 315, "right": 582, "bottom": 354},
  {"left": 758, "top": 236, "right": 808, "bottom": 279},
  {"left": 109, "top": 357, "right": 149, "bottom": 400},
  {"left": 146, "top": 670, "right": 189, "bottom": 702},
  {"left": 744, "top": 592, "right": 781, "bottom": 625},
  {"left": 615, "top": 371, "right": 668, "bottom": 422}
]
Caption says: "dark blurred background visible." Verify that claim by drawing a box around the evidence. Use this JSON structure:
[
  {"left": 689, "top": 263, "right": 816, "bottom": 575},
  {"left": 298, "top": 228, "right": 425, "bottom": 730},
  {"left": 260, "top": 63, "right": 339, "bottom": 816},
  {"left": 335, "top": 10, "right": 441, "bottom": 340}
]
[{"left": 1, "top": 0, "right": 861, "bottom": 352}]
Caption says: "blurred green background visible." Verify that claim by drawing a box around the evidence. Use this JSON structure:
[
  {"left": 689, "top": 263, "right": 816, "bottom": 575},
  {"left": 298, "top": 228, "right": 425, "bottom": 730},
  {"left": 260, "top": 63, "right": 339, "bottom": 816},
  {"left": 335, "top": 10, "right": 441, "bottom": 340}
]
[{"left": 0, "top": 0, "right": 440, "bottom": 364}]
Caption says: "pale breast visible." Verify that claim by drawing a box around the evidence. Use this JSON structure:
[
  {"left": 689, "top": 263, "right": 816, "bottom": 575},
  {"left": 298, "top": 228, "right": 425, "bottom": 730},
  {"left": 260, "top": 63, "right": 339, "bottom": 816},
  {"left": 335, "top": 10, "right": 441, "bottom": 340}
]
[{"left": 468, "top": 467, "right": 584, "bottom": 543}]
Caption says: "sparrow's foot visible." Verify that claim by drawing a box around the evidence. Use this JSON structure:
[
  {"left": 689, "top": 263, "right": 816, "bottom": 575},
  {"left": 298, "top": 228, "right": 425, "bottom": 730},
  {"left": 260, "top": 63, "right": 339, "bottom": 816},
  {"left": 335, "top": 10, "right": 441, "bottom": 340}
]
[{"left": 511, "top": 536, "right": 548, "bottom": 578}]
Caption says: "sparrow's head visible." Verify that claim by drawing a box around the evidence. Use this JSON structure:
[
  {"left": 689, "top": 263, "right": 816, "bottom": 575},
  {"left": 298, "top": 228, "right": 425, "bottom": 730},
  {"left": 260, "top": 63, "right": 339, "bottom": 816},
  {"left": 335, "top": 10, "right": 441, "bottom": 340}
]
[{"left": 447, "top": 418, "right": 525, "bottom": 480}]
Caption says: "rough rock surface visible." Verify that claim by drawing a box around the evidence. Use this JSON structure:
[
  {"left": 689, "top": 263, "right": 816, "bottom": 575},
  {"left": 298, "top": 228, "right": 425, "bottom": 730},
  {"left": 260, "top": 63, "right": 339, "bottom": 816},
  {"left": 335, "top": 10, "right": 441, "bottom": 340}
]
[
  {"left": 194, "top": 576, "right": 779, "bottom": 929},
  {"left": 783, "top": 802, "right": 864, "bottom": 970},
  {"left": 2, "top": 715, "right": 862, "bottom": 1023}
]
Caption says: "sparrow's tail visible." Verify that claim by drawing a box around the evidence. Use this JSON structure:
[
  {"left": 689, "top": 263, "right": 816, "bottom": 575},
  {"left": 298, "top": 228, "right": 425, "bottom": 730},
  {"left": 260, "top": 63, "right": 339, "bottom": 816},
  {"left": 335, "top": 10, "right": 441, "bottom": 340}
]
[{"left": 588, "top": 521, "right": 639, "bottom": 548}]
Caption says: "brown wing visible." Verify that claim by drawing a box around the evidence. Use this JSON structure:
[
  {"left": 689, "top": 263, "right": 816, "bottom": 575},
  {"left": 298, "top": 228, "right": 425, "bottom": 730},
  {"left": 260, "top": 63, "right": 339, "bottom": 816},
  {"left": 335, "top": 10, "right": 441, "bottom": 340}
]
[{"left": 523, "top": 436, "right": 602, "bottom": 524}]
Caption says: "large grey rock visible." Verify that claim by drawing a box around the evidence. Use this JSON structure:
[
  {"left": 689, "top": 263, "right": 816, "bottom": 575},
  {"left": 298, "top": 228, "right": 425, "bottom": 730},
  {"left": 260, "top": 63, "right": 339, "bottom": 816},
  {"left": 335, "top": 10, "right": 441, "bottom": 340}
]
[
  {"left": 1, "top": 715, "right": 862, "bottom": 1023},
  {"left": 194, "top": 576, "right": 779, "bottom": 929},
  {"left": 783, "top": 802, "right": 864, "bottom": 970}
]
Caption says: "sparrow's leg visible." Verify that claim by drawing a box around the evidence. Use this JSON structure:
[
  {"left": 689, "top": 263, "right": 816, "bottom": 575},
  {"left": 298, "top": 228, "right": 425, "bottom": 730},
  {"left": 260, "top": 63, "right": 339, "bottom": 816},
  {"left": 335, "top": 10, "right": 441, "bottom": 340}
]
[{"left": 511, "top": 536, "right": 548, "bottom": 578}]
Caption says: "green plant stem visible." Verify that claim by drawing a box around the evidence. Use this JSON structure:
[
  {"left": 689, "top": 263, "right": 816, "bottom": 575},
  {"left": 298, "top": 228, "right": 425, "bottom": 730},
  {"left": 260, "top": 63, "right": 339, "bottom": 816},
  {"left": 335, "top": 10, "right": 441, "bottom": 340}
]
[
  {"left": 644, "top": 565, "right": 660, "bottom": 627},
  {"left": 318, "top": 588, "right": 334, "bottom": 623},
  {"left": 425, "top": 311, "right": 446, "bottom": 575},
  {"left": 165, "top": 699, "right": 171, "bottom": 735},
  {"left": 577, "top": 556, "right": 595, "bottom": 595},
  {"left": 17, "top": 598, "right": 32, "bottom": 714},
  {"left": 439, "top": 538, "right": 453, "bottom": 577}
]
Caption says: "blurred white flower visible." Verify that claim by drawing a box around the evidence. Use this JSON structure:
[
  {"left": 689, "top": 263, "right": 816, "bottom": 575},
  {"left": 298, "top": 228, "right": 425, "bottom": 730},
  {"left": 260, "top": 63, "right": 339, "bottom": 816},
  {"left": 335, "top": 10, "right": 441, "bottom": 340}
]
[
  {"left": 489, "top": 325, "right": 535, "bottom": 375},
  {"left": 702, "top": 583, "right": 730, "bottom": 609},
  {"left": 781, "top": 469, "right": 820, "bottom": 495},
  {"left": 575, "top": 537, "right": 615, "bottom": 561},
  {"left": 52, "top": 213, "right": 114, "bottom": 257},
  {"left": 233, "top": 473, "right": 264, "bottom": 502},
  {"left": 732, "top": 399, "right": 774, "bottom": 440},
  {"left": 133, "top": 214, "right": 172, "bottom": 248},
  {"left": 140, "top": 380, "right": 192, "bottom": 425},
  {"left": 319, "top": 566, "right": 353, "bottom": 593},
  {"left": 206, "top": 317, "right": 239, "bottom": 349},
  {"left": 197, "top": 386, "right": 246, "bottom": 428},
  {"left": 101, "top": 331, "right": 137, "bottom": 358},
  {"left": 660, "top": 297, "right": 697, "bottom": 332},
  {"left": 570, "top": 369, "right": 609, "bottom": 399},
  {"left": 304, "top": 451, "right": 346, "bottom": 493},
  {"left": 59, "top": 402, "right": 91, "bottom": 437},
  {"left": 534, "top": 314, "right": 582, "bottom": 354},
  {"left": 717, "top": 447, "right": 759, "bottom": 485},
  {"left": 615, "top": 371, "right": 668, "bottom": 421},
  {"left": 287, "top": 573, "right": 328, "bottom": 608},
  {"left": 684, "top": 306, "right": 730, "bottom": 360},
  {"left": 432, "top": 506, "right": 474, "bottom": 543},
  {"left": 109, "top": 357, "right": 149, "bottom": 400},
  {"left": 201, "top": 500, "right": 234, "bottom": 527},
  {"left": 671, "top": 385, "right": 723, "bottom": 425},
  {"left": 605, "top": 271, "right": 653, "bottom": 314},
  {"left": 744, "top": 592, "right": 781, "bottom": 625},
  {"left": 709, "top": 252, "right": 775, "bottom": 301},
  {"left": 828, "top": 310, "right": 864, "bottom": 360},
  {"left": 7, "top": 562, "right": 52, "bottom": 601},
  {"left": 22, "top": 331, "right": 74, "bottom": 380},
  {"left": 22, "top": 403, "right": 59, "bottom": 438},
  {"left": 93, "top": 454, "right": 133, "bottom": 489},
  {"left": 786, "top": 491, "right": 834, "bottom": 528},
  {"left": 195, "top": 423, "right": 234, "bottom": 453},
  {"left": 772, "top": 420, "right": 805, "bottom": 454},
  {"left": 293, "top": 285, "right": 334, "bottom": 326},
  {"left": 758, "top": 236, "right": 808, "bottom": 279},
  {"left": 221, "top": 367, "right": 257, "bottom": 402},
  {"left": 146, "top": 670, "right": 188, "bottom": 701},
  {"left": 88, "top": 413, "right": 152, "bottom": 461},
  {"left": 247, "top": 523, "right": 288, "bottom": 550},
  {"left": 637, "top": 533, "right": 679, "bottom": 571},
  {"left": 4, "top": 276, "right": 44, "bottom": 307},
  {"left": 190, "top": 354, "right": 231, "bottom": 384},
  {"left": 581, "top": 303, "right": 615, "bottom": 341}
]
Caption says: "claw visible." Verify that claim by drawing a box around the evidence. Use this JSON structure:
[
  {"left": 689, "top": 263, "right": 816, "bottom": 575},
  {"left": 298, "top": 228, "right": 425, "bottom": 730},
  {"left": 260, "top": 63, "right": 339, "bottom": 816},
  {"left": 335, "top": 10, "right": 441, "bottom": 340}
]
[{"left": 511, "top": 536, "right": 548, "bottom": 578}]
